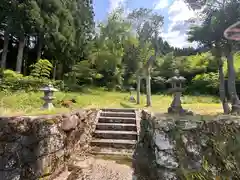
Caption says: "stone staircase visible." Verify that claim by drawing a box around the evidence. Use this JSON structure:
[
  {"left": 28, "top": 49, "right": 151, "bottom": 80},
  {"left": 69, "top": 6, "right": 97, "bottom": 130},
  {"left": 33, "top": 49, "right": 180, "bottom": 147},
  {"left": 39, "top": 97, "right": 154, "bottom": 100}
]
[{"left": 90, "top": 108, "right": 139, "bottom": 156}]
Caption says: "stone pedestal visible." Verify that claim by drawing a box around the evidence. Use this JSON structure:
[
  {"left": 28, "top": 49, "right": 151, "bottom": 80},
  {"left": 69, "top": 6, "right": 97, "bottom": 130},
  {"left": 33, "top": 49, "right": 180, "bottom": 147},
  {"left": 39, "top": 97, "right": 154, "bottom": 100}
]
[
  {"left": 41, "top": 96, "right": 55, "bottom": 109},
  {"left": 168, "top": 92, "right": 184, "bottom": 114}
]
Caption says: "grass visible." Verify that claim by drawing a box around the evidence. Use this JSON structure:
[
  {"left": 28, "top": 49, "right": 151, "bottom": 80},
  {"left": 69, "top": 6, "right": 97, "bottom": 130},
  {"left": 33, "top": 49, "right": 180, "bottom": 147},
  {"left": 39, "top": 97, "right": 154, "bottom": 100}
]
[{"left": 0, "top": 87, "right": 223, "bottom": 116}]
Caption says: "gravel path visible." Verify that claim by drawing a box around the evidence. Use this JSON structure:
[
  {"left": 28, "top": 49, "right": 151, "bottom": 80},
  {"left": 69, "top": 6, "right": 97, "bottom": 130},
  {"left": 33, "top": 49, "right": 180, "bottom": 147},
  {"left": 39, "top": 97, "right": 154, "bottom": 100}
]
[
  {"left": 82, "top": 158, "right": 134, "bottom": 180},
  {"left": 55, "top": 156, "right": 135, "bottom": 180}
]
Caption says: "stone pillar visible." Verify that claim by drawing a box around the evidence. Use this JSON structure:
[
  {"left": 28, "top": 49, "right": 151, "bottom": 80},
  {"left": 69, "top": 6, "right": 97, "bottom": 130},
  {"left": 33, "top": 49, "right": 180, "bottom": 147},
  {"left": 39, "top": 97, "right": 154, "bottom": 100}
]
[
  {"left": 170, "top": 92, "right": 182, "bottom": 109},
  {"left": 146, "top": 73, "right": 151, "bottom": 107},
  {"left": 137, "top": 75, "right": 141, "bottom": 104}
]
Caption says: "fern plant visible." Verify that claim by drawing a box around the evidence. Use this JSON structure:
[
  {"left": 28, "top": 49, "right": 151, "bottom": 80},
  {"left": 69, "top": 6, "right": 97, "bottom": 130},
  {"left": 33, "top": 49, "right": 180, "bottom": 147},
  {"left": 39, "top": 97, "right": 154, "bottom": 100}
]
[{"left": 30, "top": 59, "right": 53, "bottom": 79}]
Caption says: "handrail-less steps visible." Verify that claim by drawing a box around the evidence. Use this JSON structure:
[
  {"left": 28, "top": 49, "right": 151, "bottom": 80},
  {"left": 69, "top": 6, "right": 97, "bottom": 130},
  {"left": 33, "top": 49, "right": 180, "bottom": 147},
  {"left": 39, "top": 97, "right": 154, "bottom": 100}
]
[{"left": 90, "top": 108, "right": 138, "bottom": 156}]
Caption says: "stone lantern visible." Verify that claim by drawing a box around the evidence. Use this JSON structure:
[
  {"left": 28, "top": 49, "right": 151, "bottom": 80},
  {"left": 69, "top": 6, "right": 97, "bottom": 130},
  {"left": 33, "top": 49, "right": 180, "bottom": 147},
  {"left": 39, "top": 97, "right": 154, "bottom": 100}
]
[
  {"left": 167, "top": 70, "right": 192, "bottom": 115},
  {"left": 40, "top": 84, "right": 58, "bottom": 110},
  {"left": 129, "top": 86, "right": 136, "bottom": 103}
]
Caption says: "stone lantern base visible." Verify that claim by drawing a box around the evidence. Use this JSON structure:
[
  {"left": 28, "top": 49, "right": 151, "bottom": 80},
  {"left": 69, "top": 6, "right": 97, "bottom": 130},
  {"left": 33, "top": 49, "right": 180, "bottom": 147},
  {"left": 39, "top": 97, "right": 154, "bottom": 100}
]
[
  {"left": 168, "top": 106, "right": 194, "bottom": 116},
  {"left": 42, "top": 102, "right": 55, "bottom": 110},
  {"left": 41, "top": 97, "right": 55, "bottom": 110}
]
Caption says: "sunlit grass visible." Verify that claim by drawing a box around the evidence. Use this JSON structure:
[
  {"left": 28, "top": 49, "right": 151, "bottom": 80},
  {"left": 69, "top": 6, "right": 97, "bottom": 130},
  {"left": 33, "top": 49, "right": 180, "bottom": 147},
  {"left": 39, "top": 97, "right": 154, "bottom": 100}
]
[{"left": 0, "top": 88, "right": 222, "bottom": 116}]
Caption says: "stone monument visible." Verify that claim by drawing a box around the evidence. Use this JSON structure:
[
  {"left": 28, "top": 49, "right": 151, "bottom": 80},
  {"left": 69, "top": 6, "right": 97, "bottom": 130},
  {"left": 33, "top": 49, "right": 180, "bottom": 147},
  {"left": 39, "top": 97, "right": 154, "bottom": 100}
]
[
  {"left": 40, "top": 84, "right": 58, "bottom": 110},
  {"left": 166, "top": 70, "right": 193, "bottom": 115},
  {"left": 129, "top": 87, "right": 136, "bottom": 103}
]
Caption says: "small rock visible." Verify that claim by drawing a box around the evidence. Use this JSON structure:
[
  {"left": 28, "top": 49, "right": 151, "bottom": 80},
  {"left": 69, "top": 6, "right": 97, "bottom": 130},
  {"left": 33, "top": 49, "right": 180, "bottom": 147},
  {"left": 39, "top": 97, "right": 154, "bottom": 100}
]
[
  {"left": 155, "top": 150, "right": 178, "bottom": 169},
  {"left": 67, "top": 169, "right": 82, "bottom": 180},
  {"left": 74, "top": 157, "right": 95, "bottom": 169},
  {"left": 154, "top": 132, "right": 173, "bottom": 150},
  {"left": 62, "top": 114, "right": 71, "bottom": 119},
  {"left": 61, "top": 115, "right": 79, "bottom": 132},
  {"left": 68, "top": 157, "right": 95, "bottom": 176}
]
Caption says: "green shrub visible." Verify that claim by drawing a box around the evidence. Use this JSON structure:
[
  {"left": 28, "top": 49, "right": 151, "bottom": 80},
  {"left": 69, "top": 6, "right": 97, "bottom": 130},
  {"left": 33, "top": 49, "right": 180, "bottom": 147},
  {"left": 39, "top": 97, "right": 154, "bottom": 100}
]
[
  {"left": 3, "top": 69, "right": 23, "bottom": 79},
  {"left": 188, "top": 72, "right": 219, "bottom": 95},
  {"left": 0, "top": 74, "right": 64, "bottom": 92},
  {"left": 30, "top": 59, "right": 53, "bottom": 78}
]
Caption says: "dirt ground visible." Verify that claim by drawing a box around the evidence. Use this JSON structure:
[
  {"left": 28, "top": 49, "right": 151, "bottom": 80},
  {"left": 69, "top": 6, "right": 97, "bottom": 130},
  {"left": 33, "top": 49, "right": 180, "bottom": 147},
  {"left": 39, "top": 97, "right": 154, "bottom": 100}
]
[{"left": 54, "top": 156, "right": 136, "bottom": 180}]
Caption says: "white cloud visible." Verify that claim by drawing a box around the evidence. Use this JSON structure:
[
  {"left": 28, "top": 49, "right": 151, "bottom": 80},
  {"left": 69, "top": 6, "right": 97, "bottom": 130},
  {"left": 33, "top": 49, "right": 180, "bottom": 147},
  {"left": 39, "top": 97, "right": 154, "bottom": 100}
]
[
  {"left": 161, "top": 31, "right": 197, "bottom": 48},
  {"left": 154, "top": 0, "right": 169, "bottom": 10},
  {"left": 161, "top": 0, "right": 200, "bottom": 48},
  {"left": 108, "top": 0, "right": 126, "bottom": 12},
  {"left": 168, "top": 0, "right": 196, "bottom": 21}
]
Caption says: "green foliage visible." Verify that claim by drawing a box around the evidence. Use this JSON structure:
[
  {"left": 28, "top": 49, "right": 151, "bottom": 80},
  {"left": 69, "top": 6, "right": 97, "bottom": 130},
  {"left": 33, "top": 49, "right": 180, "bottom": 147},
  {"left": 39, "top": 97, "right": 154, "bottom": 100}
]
[
  {"left": 86, "top": 9, "right": 132, "bottom": 89},
  {"left": 223, "top": 53, "right": 240, "bottom": 79},
  {"left": 0, "top": 0, "right": 94, "bottom": 75},
  {"left": 30, "top": 59, "right": 53, "bottom": 78},
  {"left": 0, "top": 68, "right": 3, "bottom": 80},
  {"left": 189, "top": 72, "right": 219, "bottom": 95},
  {"left": 0, "top": 75, "right": 63, "bottom": 92},
  {"left": 1, "top": 0, "right": 240, "bottom": 98},
  {"left": 156, "top": 52, "right": 217, "bottom": 78},
  {"left": 65, "top": 60, "right": 103, "bottom": 85},
  {"left": 3, "top": 69, "right": 23, "bottom": 79}
]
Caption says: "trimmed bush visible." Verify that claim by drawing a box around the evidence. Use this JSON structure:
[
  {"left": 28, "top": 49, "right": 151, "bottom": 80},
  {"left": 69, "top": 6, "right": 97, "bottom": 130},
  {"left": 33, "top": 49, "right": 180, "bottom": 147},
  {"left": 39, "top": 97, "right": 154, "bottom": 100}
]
[
  {"left": 30, "top": 59, "right": 53, "bottom": 78},
  {"left": 0, "top": 70, "right": 64, "bottom": 92}
]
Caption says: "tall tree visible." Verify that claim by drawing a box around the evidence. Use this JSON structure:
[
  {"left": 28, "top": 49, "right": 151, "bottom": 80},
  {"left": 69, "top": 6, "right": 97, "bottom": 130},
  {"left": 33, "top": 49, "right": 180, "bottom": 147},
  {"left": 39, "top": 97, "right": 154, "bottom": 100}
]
[
  {"left": 0, "top": 0, "right": 13, "bottom": 69},
  {"left": 128, "top": 8, "right": 164, "bottom": 106},
  {"left": 187, "top": 0, "right": 240, "bottom": 113},
  {"left": 88, "top": 8, "right": 132, "bottom": 89},
  {"left": 188, "top": 23, "right": 231, "bottom": 113},
  {"left": 9, "top": 0, "right": 43, "bottom": 73}
]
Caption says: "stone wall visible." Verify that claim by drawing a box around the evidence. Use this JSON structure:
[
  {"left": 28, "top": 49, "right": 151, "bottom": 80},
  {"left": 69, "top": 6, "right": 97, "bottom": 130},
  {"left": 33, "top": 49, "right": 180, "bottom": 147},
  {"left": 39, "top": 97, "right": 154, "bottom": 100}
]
[
  {"left": 133, "top": 110, "right": 240, "bottom": 180},
  {"left": 0, "top": 109, "right": 98, "bottom": 180}
]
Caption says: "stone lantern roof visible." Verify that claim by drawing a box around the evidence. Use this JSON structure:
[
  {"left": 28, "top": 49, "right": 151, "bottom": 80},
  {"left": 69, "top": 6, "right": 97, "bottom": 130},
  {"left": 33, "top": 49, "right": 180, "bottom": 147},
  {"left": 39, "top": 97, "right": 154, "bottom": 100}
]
[
  {"left": 40, "top": 84, "right": 58, "bottom": 92},
  {"left": 166, "top": 70, "right": 186, "bottom": 84},
  {"left": 129, "top": 87, "right": 135, "bottom": 91}
]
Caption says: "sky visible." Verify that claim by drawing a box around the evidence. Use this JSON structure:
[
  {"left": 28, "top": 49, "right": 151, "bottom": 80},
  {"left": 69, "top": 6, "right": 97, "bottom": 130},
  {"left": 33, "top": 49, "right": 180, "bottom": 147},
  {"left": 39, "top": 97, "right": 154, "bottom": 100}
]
[{"left": 93, "top": 0, "right": 199, "bottom": 48}]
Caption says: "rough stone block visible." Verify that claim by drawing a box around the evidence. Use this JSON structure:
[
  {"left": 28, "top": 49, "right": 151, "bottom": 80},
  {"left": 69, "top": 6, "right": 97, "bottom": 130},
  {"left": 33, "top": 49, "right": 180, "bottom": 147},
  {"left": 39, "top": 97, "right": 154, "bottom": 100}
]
[
  {"left": 0, "top": 109, "right": 97, "bottom": 180},
  {"left": 61, "top": 115, "right": 79, "bottom": 132},
  {"left": 134, "top": 110, "right": 240, "bottom": 180}
]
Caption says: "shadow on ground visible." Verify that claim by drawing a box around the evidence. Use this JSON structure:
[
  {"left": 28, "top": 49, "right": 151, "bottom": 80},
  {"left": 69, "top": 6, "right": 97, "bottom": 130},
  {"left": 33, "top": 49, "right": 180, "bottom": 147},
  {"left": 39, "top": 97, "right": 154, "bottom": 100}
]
[{"left": 120, "top": 102, "right": 134, "bottom": 108}]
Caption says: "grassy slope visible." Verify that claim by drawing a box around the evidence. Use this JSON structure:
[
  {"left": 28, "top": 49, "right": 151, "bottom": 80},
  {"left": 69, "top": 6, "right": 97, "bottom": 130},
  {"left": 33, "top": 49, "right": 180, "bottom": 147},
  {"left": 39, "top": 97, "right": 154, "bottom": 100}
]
[{"left": 0, "top": 88, "right": 222, "bottom": 116}]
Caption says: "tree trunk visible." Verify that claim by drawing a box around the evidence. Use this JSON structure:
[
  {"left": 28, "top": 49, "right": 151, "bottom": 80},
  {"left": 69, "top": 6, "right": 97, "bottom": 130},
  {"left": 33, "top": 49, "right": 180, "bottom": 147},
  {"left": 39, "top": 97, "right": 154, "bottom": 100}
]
[
  {"left": 36, "top": 34, "right": 43, "bottom": 61},
  {"left": 1, "top": 31, "right": 9, "bottom": 69},
  {"left": 226, "top": 51, "right": 240, "bottom": 113},
  {"left": 137, "top": 75, "right": 141, "bottom": 104},
  {"left": 57, "top": 63, "right": 63, "bottom": 80},
  {"left": 53, "top": 61, "right": 57, "bottom": 80},
  {"left": 218, "top": 58, "right": 230, "bottom": 114},
  {"left": 16, "top": 35, "right": 26, "bottom": 73},
  {"left": 23, "top": 56, "right": 27, "bottom": 76},
  {"left": 146, "top": 70, "right": 151, "bottom": 107}
]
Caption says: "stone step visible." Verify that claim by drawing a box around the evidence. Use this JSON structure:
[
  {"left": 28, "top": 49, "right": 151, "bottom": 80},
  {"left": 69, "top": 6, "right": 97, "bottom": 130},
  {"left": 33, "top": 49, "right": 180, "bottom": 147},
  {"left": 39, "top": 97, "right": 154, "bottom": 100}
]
[
  {"left": 101, "top": 108, "right": 135, "bottom": 113},
  {"left": 90, "top": 147, "right": 134, "bottom": 157},
  {"left": 91, "top": 139, "right": 137, "bottom": 149},
  {"left": 96, "top": 123, "right": 137, "bottom": 131},
  {"left": 98, "top": 116, "right": 136, "bottom": 124},
  {"left": 100, "top": 111, "right": 136, "bottom": 118},
  {"left": 93, "top": 130, "right": 138, "bottom": 140}
]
